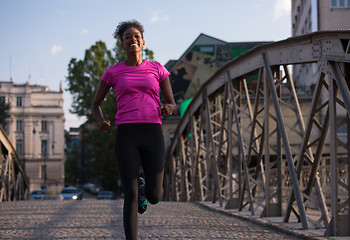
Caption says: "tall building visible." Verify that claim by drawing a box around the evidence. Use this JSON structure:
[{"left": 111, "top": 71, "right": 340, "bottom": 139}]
[
  {"left": 292, "top": 0, "right": 350, "bottom": 93},
  {"left": 0, "top": 79, "right": 65, "bottom": 193}
]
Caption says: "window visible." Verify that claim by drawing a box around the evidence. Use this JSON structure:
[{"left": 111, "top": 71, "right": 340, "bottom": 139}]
[
  {"left": 331, "top": 0, "right": 350, "bottom": 7},
  {"left": 40, "top": 164, "right": 47, "bottom": 180},
  {"left": 41, "top": 140, "right": 47, "bottom": 155},
  {"left": 0, "top": 96, "right": 5, "bottom": 104},
  {"left": 16, "top": 120, "right": 23, "bottom": 132},
  {"left": 42, "top": 121, "right": 48, "bottom": 132},
  {"left": 16, "top": 140, "right": 23, "bottom": 154},
  {"left": 16, "top": 96, "right": 22, "bottom": 107}
]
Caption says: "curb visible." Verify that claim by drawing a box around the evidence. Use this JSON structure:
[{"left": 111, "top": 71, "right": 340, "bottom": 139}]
[{"left": 196, "top": 202, "right": 325, "bottom": 240}]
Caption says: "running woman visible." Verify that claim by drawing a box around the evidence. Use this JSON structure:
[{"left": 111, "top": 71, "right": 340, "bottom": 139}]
[{"left": 91, "top": 20, "right": 177, "bottom": 240}]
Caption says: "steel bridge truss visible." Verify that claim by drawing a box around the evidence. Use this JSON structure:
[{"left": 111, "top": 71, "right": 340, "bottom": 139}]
[
  {"left": 0, "top": 126, "right": 29, "bottom": 202},
  {"left": 164, "top": 31, "right": 350, "bottom": 236}
]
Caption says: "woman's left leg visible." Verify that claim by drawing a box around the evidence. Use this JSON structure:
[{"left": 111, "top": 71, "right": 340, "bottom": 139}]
[{"left": 140, "top": 125, "right": 165, "bottom": 204}]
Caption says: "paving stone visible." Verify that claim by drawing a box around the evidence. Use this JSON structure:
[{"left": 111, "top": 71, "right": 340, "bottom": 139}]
[{"left": 0, "top": 199, "right": 300, "bottom": 239}]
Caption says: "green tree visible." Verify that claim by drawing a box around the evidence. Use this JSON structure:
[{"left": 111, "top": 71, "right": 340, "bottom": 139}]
[
  {"left": 66, "top": 40, "right": 116, "bottom": 122},
  {"left": 114, "top": 39, "right": 127, "bottom": 62},
  {"left": 66, "top": 40, "right": 155, "bottom": 191},
  {"left": 143, "top": 48, "right": 154, "bottom": 61},
  {"left": 87, "top": 127, "right": 118, "bottom": 191},
  {"left": 65, "top": 146, "right": 79, "bottom": 186}
]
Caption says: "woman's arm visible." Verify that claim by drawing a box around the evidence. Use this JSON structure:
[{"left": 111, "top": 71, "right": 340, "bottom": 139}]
[
  {"left": 159, "top": 77, "right": 177, "bottom": 116},
  {"left": 91, "top": 80, "right": 112, "bottom": 133}
]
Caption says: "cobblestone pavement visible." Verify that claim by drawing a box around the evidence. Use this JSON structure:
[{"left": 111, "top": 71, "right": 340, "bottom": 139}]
[{"left": 0, "top": 199, "right": 298, "bottom": 239}]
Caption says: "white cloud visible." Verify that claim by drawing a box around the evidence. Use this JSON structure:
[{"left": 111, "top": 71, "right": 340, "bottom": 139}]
[
  {"left": 81, "top": 29, "right": 89, "bottom": 35},
  {"left": 51, "top": 44, "right": 63, "bottom": 55},
  {"left": 274, "top": 0, "right": 291, "bottom": 19},
  {"left": 150, "top": 10, "right": 170, "bottom": 23}
]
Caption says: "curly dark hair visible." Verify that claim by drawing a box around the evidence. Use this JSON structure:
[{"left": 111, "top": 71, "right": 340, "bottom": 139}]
[{"left": 113, "top": 20, "right": 144, "bottom": 42}]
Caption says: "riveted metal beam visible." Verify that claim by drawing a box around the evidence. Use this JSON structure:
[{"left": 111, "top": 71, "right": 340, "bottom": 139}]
[{"left": 164, "top": 31, "right": 350, "bottom": 236}]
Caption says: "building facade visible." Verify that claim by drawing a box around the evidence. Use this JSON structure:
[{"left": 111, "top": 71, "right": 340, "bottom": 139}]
[
  {"left": 0, "top": 79, "right": 65, "bottom": 194},
  {"left": 164, "top": 33, "right": 269, "bottom": 104},
  {"left": 291, "top": 0, "right": 350, "bottom": 143},
  {"left": 292, "top": 0, "right": 350, "bottom": 93},
  {"left": 162, "top": 33, "right": 270, "bottom": 148}
]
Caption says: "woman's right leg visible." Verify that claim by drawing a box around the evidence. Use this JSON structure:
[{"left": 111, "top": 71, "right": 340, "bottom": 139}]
[{"left": 115, "top": 128, "right": 140, "bottom": 240}]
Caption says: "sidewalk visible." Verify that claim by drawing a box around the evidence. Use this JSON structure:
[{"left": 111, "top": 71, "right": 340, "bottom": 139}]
[{"left": 198, "top": 201, "right": 350, "bottom": 240}]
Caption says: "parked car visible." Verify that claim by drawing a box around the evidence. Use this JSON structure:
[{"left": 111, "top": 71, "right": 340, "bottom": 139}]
[
  {"left": 29, "top": 189, "right": 47, "bottom": 200},
  {"left": 60, "top": 187, "right": 83, "bottom": 200},
  {"left": 82, "top": 183, "right": 100, "bottom": 194},
  {"left": 97, "top": 190, "right": 117, "bottom": 200}
]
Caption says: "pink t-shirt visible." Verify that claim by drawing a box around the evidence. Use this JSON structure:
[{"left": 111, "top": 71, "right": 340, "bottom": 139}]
[{"left": 101, "top": 60, "right": 170, "bottom": 125}]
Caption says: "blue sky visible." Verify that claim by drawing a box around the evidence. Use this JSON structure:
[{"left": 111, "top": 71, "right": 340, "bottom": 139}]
[{"left": 0, "top": 0, "right": 291, "bottom": 130}]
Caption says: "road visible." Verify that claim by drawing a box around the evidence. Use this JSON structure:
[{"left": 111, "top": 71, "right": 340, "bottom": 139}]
[{"left": 0, "top": 198, "right": 298, "bottom": 239}]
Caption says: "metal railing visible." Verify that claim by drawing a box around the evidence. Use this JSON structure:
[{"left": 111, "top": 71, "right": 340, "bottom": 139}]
[
  {"left": 0, "top": 126, "right": 29, "bottom": 202},
  {"left": 164, "top": 31, "right": 350, "bottom": 237}
]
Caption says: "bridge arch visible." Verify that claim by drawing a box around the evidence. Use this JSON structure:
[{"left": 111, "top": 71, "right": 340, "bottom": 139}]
[
  {"left": 0, "top": 127, "right": 29, "bottom": 202},
  {"left": 164, "top": 31, "right": 350, "bottom": 236}
]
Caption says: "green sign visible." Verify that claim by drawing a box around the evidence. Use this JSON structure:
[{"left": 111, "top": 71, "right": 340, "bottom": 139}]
[{"left": 180, "top": 98, "right": 193, "bottom": 117}]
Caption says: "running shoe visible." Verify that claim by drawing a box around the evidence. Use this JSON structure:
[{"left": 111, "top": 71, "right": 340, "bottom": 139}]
[{"left": 138, "top": 177, "right": 148, "bottom": 214}]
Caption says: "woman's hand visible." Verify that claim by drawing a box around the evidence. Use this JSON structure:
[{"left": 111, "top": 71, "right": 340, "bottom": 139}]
[
  {"left": 99, "top": 120, "right": 111, "bottom": 133},
  {"left": 161, "top": 103, "right": 177, "bottom": 116}
]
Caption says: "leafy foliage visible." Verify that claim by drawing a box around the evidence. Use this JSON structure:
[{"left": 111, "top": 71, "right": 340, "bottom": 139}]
[
  {"left": 113, "top": 39, "right": 127, "bottom": 62},
  {"left": 66, "top": 41, "right": 116, "bottom": 122},
  {"left": 64, "top": 145, "right": 79, "bottom": 186},
  {"left": 86, "top": 127, "right": 119, "bottom": 191},
  {"left": 64, "top": 130, "right": 79, "bottom": 186}
]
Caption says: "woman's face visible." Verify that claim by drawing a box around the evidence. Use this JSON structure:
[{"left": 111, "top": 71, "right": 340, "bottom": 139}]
[{"left": 122, "top": 27, "right": 145, "bottom": 54}]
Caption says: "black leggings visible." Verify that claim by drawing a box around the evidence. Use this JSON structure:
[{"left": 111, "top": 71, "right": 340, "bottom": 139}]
[{"left": 115, "top": 123, "right": 165, "bottom": 240}]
